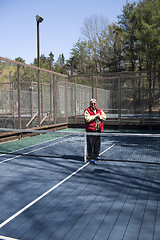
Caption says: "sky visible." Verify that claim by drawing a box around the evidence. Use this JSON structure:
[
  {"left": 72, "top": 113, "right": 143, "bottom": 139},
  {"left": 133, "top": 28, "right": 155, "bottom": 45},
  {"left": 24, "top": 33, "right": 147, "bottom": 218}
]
[{"left": 0, "top": 0, "right": 136, "bottom": 64}]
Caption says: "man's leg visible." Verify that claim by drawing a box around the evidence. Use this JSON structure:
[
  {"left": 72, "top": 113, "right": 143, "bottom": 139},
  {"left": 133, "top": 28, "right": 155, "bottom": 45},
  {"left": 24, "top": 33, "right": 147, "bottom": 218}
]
[
  {"left": 87, "top": 134, "right": 94, "bottom": 159},
  {"left": 94, "top": 135, "right": 101, "bottom": 158}
]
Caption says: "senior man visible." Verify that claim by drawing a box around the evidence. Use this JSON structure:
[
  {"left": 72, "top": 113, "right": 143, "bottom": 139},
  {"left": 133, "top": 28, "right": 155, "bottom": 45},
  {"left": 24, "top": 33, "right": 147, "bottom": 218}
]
[{"left": 84, "top": 99, "right": 106, "bottom": 162}]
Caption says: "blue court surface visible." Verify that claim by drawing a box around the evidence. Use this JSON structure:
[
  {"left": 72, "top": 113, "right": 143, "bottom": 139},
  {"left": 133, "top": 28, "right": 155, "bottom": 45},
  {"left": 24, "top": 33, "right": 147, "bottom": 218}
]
[{"left": 0, "top": 132, "right": 160, "bottom": 240}]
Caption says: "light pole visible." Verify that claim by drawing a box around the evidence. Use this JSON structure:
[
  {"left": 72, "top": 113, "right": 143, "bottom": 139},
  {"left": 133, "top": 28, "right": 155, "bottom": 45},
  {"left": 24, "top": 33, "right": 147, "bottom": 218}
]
[
  {"left": 36, "top": 15, "right": 44, "bottom": 125},
  {"left": 36, "top": 15, "right": 44, "bottom": 67}
]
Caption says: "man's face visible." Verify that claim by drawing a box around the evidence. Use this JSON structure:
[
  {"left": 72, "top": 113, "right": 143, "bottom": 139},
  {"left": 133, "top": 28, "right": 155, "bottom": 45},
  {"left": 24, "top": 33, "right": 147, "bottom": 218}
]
[{"left": 90, "top": 101, "right": 97, "bottom": 110}]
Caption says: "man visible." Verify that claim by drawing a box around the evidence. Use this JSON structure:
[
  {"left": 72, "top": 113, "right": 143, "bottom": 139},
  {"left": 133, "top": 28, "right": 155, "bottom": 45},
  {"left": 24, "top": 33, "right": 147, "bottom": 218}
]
[{"left": 84, "top": 99, "right": 106, "bottom": 162}]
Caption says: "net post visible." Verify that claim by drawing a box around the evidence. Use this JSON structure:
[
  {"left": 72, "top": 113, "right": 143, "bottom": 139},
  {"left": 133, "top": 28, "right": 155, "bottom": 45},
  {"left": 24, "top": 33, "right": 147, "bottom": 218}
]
[{"left": 84, "top": 132, "right": 87, "bottom": 162}]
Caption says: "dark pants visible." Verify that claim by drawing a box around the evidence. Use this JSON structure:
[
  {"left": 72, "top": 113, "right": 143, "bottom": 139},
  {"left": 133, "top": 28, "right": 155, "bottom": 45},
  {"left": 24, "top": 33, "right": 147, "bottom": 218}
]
[{"left": 87, "top": 134, "right": 101, "bottom": 159}]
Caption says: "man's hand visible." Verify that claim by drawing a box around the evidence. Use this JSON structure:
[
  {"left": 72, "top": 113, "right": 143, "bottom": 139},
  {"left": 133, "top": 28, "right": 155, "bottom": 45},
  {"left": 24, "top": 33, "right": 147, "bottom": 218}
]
[{"left": 95, "top": 113, "right": 100, "bottom": 119}]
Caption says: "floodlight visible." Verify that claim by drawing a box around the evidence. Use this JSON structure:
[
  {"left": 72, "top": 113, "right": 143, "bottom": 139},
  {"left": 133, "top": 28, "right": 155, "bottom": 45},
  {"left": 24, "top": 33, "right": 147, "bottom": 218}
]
[{"left": 36, "top": 15, "right": 44, "bottom": 23}]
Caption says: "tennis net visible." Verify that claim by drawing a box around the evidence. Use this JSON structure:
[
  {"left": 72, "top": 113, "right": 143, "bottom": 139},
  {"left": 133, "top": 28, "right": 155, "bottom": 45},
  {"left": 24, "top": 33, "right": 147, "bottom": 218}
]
[
  {"left": 0, "top": 128, "right": 160, "bottom": 165},
  {"left": 84, "top": 132, "right": 160, "bottom": 164},
  {"left": 0, "top": 129, "right": 85, "bottom": 162}
]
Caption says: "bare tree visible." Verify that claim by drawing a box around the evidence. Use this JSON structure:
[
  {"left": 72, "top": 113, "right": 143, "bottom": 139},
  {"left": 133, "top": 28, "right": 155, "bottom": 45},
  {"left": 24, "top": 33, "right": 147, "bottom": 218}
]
[
  {"left": 81, "top": 14, "right": 108, "bottom": 43},
  {"left": 81, "top": 15, "right": 110, "bottom": 73}
]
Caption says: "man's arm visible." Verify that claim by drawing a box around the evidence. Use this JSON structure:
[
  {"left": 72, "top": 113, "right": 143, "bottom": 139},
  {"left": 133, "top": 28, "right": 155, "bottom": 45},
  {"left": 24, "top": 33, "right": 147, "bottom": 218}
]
[
  {"left": 99, "top": 110, "right": 106, "bottom": 121},
  {"left": 84, "top": 110, "right": 96, "bottom": 122},
  {"left": 95, "top": 110, "right": 106, "bottom": 121},
  {"left": 84, "top": 109, "right": 106, "bottom": 122}
]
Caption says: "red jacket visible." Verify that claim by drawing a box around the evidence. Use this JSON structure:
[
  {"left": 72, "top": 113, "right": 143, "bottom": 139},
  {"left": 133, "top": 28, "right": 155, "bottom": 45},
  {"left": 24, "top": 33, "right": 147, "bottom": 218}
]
[{"left": 84, "top": 107, "right": 104, "bottom": 132}]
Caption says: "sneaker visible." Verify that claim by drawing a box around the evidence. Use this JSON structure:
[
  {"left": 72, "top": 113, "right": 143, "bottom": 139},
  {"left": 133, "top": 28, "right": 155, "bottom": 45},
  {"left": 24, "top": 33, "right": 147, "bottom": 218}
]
[
  {"left": 95, "top": 156, "right": 100, "bottom": 160},
  {"left": 89, "top": 159, "right": 96, "bottom": 164}
]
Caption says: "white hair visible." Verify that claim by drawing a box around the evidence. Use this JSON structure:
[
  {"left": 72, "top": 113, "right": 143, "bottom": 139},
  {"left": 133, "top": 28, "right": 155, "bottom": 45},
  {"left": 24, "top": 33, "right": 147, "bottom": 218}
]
[{"left": 90, "top": 98, "right": 97, "bottom": 103}]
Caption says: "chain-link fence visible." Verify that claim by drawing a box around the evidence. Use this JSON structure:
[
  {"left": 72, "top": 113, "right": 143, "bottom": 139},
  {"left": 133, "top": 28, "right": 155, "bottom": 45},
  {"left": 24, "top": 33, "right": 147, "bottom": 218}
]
[
  {"left": 0, "top": 57, "right": 160, "bottom": 130},
  {"left": 67, "top": 76, "right": 110, "bottom": 122},
  {"left": 68, "top": 72, "right": 160, "bottom": 127},
  {"left": 0, "top": 57, "right": 67, "bottom": 129}
]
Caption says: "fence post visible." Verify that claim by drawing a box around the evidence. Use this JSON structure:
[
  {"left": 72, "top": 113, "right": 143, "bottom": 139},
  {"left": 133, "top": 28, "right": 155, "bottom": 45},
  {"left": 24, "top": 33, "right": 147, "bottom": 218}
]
[
  {"left": 92, "top": 75, "right": 94, "bottom": 98},
  {"left": 118, "top": 74, "right": 121, "bottom": 127},
  {"left": 9, "top": 71, "right": 12, "bottom": 115},
  {"left": 95, "top": 76, "right": 97, "bottom": 100},
  {"left": 12, "top": 82, "right": 15, "bottom": 127},
  {"left": 37, "top": 69, "right": 41, "bottom": 126},
  {"left": 30, "top": 81, "right": 33, "bottom": 119},
  {"left": 74, "top": 77, "right": 77, "bottom": 122},
  {"left": 65, "top": 77, "right": 68, "bottom": 123},
  {"left": 41, "top": 82, "right": 43, "bottom": 119},
  {"left": 142, "top": 77, "right": 144, "bottom": 125},
  {"left": 53, "top": 74, "right": 57, "bottom": 124},
  {"left": 149, "top": 71, "right": 152, "bottom": 129},
  {"left": 49, "top": 72, "right": 52, "bottom": 121},
  {"left": 17, "top": 65, "right": 21, "bottom": 129}
]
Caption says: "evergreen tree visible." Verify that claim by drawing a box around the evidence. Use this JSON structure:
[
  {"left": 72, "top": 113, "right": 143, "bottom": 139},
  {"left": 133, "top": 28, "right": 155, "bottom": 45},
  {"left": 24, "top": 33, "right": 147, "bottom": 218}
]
[
  {"left": 134, "top": 0, "right": 160, "bottom": 70},
  {"left": 118, "top": 0, "right": 160, "bottom": 71},
  {"left": 118, "top": 1, "right": 138, "bottom": 71},
  {"left": 15, "top": 57, "right": 25, "bottom": 63},
  {"left": 54, "top": 54, "right": 67, "bottom": 74}
]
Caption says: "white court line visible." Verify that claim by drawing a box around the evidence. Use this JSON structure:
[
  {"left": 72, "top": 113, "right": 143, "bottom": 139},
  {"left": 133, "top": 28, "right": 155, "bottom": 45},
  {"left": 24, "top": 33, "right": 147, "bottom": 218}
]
[
  {"left": 99, "top": 143, "right": 116, "bottom": 156},
  {"left": 0, "top": 162, "right": 89, "bottom": 229},
  {"left": 0, "top": 235, "right": 19, "bottom": 240},
  {"left": 0, "top": 135, "right": 75, "bottom": 164}
]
